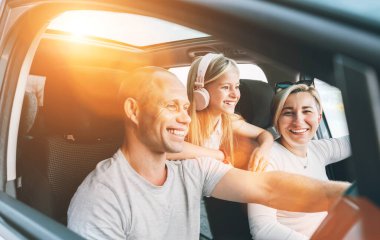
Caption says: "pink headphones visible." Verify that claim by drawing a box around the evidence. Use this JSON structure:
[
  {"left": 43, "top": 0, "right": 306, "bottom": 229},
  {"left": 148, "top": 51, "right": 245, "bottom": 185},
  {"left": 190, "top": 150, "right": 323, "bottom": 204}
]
[{"left": 193, "top": 53, "right": 220, "bottom": 111}]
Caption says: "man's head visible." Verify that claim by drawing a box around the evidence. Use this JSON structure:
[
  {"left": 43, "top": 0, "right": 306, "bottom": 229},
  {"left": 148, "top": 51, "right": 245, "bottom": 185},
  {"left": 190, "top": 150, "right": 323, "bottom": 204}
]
[{"left": 118, "top": 67, "right": 191, "bottom": 154}]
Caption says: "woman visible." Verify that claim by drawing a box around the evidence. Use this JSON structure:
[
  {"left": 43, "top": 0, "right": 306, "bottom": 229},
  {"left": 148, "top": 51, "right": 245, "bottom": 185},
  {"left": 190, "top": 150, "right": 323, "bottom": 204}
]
[
  {"left": 167, "top": 53, "right": 274, "bottom": 239},
  {"left": 247, "top": 82, "right": 351, "bottom": 239}
]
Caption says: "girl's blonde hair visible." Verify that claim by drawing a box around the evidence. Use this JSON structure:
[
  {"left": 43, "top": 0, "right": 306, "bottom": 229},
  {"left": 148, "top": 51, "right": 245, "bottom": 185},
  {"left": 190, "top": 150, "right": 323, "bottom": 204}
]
[
  {"left": 272, "top": 84, "right": 322, "bottom": 131},
  {"left": 186, "top": 53, "right": 239, "bottom": 164}
]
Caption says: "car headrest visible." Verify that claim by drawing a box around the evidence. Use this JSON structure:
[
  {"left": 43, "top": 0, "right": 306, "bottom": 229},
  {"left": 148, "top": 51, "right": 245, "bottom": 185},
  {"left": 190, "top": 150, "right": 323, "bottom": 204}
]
[
  {"left": 43, "top": 66, "right": 127, "bottom": 142},
  {"left": 19, "top": 91, "right": 38, "bottom": 137},
  {"left": 235, "top": 79, "right": 274, "bottom": 129}
]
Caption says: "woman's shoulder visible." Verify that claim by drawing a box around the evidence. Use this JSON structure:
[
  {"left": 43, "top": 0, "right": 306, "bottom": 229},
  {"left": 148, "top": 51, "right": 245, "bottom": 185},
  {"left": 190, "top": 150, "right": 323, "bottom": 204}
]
[
  {"left": 267, "top": 141, "right": 288, "bottom": 169},
  {"left": 271, "top": 141, "right": 286, "bottom": 153}
]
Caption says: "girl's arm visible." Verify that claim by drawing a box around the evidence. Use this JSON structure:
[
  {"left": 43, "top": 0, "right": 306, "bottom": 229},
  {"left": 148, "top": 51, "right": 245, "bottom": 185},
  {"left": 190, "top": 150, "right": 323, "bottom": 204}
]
[
  {"left": 166, "top": 141, "right": 225, "bottom": 161},
  {"left": 232, "top": 118, "right": 273, "bottom": 151},
  {"left": 232, "top": 118, "right": 274, "bottom": 171}
]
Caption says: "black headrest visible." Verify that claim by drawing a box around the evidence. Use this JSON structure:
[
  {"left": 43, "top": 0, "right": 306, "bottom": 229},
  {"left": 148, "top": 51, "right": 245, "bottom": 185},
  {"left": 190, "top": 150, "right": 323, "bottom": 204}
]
[
  {"left": 43, "top": 67, "right": 127, "bottom": 142},
  {"left": 19, "top": 92, "right": 38, "bottom": 136},
  {"left": 235, "top": 79, "right": 274, "bottom": 128}
]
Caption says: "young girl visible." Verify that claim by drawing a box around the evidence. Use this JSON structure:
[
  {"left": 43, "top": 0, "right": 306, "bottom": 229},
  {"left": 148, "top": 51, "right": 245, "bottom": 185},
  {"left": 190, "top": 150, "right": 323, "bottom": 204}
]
[
  {"left": 167, "top": 53, "right": 273, "bottom": 170},
  {"left": 167, "top": 53, "right": 274, "bottom": 240}
]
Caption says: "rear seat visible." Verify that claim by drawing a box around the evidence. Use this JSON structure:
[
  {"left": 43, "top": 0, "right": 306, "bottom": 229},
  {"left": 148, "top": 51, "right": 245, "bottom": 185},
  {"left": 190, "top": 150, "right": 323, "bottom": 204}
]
[{"left": 18, "top": 67, "right": 127, "bottom": 224}]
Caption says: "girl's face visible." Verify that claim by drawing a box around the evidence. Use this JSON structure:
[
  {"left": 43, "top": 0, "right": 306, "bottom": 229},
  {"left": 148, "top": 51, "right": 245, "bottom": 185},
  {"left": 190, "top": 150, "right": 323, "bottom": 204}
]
[
  {"left": 205, "top": 67, "right": 240, "bottom": 116},
  {"left": 278, "top": 91, "right": 322, "bottom": 151}
]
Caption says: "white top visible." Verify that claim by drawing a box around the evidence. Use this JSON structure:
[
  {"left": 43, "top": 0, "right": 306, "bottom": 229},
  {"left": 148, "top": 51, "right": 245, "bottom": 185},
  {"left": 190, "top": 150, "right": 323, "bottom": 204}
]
[
  {"left": 67, "top": 150, "right": 232, "bottom": 240},
  {"left": 248, "top": 136, "right": 351, "bottom": 240},
  {"left": 203, "top": 118, "right": 223, "bottom": 150}
]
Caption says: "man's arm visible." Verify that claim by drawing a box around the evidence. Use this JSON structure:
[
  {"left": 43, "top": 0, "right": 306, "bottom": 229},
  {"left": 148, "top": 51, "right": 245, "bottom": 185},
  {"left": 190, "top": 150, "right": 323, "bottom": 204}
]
[
  {"left": 166, "top": 141, "right": 224, "bottom": 161},
  {"left": 211, "top": 168, "right": 349, "bottom": 212}
]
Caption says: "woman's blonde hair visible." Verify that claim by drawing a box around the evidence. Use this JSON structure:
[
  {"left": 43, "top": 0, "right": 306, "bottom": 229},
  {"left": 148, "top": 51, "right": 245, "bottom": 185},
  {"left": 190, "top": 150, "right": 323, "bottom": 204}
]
[
  {"left": 186, "top": 53, "right": 239, "bottom": 164},
  {"left": 272, "top": 84, "right": 322, "bottom": 131}
]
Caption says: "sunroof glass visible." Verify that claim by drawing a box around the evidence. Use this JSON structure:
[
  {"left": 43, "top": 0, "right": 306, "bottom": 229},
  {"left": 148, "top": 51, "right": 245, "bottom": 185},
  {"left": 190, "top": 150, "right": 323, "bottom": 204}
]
[{"left": 47, "top": 10, "right": 210, "bottom": 47}]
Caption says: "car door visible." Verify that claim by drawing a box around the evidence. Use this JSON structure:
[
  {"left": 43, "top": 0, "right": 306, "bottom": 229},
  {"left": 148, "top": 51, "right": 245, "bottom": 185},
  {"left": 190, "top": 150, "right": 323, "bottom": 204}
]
[{"left": 0, "top": 1, "right": 90, "bottom": 239}]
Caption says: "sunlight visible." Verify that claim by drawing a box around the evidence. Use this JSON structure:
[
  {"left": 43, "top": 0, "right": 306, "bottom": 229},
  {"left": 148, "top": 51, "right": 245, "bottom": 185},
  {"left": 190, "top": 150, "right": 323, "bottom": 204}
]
[
  {"left": 49, "top": 12, "right": 93, "bottom": 38},
  {"left": 48, "top": 10, "right": 209, "bottom": 46}
]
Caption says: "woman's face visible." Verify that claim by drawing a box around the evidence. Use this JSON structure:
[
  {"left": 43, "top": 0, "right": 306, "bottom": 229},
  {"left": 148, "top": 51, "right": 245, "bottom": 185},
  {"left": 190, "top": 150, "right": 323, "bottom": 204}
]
[
  {"left": 278, "top": 91, "right": 321, "bottom": 151},
  {"left": 205, "top": 66, "right": 240, "bottom": 115}
]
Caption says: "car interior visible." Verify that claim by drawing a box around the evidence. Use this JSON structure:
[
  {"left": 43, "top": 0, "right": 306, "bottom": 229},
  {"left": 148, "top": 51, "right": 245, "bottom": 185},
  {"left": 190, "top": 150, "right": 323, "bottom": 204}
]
[
  {"left": 10, "top": 9, "right": 356, "bottom": 240},
  {"left": 1, "top": 1, "right": 379, "bottom": 239}
]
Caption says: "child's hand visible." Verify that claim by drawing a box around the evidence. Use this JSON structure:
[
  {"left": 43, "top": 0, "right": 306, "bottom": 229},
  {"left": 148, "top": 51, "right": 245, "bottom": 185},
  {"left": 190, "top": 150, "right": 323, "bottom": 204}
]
[
  {"left": 248, "top": 147, "right": 269, "bottom": 172},
  {"left": 219, "top": 149, "right": 232, "bottom": 165}
]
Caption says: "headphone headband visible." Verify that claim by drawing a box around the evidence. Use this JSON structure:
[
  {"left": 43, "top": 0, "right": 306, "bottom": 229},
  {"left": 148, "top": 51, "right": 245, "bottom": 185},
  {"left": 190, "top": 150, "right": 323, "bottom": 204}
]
[{"left": 195, "top": 53, "right": 220, "bottom": 89}]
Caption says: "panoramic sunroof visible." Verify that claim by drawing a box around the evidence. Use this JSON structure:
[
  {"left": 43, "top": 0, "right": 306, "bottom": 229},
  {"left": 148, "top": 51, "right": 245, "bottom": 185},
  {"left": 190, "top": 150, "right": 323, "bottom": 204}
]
[{"left": 47, "top": 10, "right": 209, "bottom": 47}]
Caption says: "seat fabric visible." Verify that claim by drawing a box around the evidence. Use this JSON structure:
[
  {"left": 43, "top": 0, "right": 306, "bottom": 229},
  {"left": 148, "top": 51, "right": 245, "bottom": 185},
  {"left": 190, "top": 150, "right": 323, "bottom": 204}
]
[{"left": 19, "top": 67, "right": 126, "bottom": 224}]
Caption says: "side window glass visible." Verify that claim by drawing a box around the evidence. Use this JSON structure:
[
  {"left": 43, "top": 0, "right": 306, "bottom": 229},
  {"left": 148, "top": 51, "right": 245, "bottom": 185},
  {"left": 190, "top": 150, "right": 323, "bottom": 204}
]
[
  {"left": 315, "top": 79, "right": 349, "bottom": 138},
  {"left": 237, "top": 64, "right": 267, "bottom": 82},
  {"left": 169, "top": 66, "right": 191, "bottom": 86},
  {"left": 169, "top": 63, "right": 267, "bottom": 86}
]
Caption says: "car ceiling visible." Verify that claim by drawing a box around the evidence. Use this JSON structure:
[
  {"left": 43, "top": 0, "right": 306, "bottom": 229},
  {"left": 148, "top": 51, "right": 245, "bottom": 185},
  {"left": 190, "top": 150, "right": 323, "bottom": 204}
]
[{"left": 30, "top": 32, "right": 298, "bottom": 87}]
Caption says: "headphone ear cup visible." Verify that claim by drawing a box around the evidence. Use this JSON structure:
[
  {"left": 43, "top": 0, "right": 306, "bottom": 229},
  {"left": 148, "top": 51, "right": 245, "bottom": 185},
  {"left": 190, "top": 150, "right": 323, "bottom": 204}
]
[{"left": 193, "top": 88, "right": 210, "bottom": 111}]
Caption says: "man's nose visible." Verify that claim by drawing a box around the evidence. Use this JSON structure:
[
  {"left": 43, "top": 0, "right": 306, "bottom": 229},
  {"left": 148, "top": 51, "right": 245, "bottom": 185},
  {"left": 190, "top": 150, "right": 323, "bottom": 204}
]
[{"left": 177, "top": 109, "right": 191, "bottom": 124}]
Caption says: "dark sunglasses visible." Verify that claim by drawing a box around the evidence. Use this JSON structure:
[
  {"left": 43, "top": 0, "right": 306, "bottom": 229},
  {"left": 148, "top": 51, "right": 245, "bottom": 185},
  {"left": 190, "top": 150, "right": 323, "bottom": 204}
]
[{"left": 275, "top": 79, "right": 314, "bottom": 92}]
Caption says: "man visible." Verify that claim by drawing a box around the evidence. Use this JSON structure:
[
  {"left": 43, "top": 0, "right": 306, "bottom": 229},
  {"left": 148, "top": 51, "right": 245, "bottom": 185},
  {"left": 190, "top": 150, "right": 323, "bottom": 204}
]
[{"left": 68, "top": 67, "right": 348, "bottom": 240}]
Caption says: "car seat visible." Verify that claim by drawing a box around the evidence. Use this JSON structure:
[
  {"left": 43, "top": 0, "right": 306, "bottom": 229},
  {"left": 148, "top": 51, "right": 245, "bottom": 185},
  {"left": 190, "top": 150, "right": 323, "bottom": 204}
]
[
  {"left": 18, "top": 67, "right": 127, "bottom": 224},
  {"left": 17, "top": 91, "right": 38, "bottom": 191},
  {"left": 205, "top": 79, "right": 274, "bottom": 240},
  {"left": 18, "top": 91, "right": 38, "bottom": 139}
]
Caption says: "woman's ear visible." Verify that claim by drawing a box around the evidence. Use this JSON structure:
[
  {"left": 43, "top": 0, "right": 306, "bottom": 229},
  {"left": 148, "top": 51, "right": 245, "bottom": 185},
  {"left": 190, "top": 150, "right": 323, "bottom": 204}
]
[
  {"left": 123, "top": 98, "right": 139, "bottom": 126},
  {"left": 318, "top": 111, "right": 323, "bottom": 124}
]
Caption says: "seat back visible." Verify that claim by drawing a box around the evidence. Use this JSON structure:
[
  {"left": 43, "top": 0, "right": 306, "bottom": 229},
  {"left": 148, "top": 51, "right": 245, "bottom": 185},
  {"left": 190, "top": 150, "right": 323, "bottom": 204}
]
[
  {"left": 205, "top": 79, "right": 274, "bottom": 240},
  {"left": 235, "top": 79, "right": 274, "bottom": 129},
  {"left": 17, "top": 91, "right": 38, "bottom": 196},
  {"left": 19, "top": 67, "right": 127, "bottom": 224},
  {"left": 19, "top": 92, "right": 38, "bottom": 138}
]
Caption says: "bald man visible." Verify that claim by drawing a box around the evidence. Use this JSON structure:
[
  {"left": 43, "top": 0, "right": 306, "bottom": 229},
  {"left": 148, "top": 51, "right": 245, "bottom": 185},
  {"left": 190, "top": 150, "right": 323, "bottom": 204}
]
[{"left": 68, "top": 67, "right": 348, "bottom": 240}]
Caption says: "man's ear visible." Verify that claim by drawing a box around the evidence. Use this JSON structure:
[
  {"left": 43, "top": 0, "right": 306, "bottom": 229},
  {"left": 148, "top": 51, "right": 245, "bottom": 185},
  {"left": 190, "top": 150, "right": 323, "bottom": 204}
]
[{"left": 123, "top": 98, "right": 139, "bottom": 125}]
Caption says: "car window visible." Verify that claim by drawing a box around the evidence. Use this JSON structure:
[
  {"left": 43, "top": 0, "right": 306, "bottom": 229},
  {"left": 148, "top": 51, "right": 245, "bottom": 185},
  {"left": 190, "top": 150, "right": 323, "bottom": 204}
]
[
  {"left": 169, "top": 63, "right": 267, "bottom": 86},
  {"left": 315, "top": 79, "right": 349, "bottom": 138}
]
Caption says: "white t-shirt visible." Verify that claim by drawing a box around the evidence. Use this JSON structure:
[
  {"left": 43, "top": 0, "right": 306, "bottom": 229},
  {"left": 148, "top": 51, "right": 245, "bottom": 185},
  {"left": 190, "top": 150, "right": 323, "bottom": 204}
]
[
  {"left": 248, "top": 136, "right": 351, "bottom": 240},
  {"left": 67, "top": 150, "right": 232, "bottom": 240},
  {"left": 203, "top": 118, "right": 223, "bottom": 150}
]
